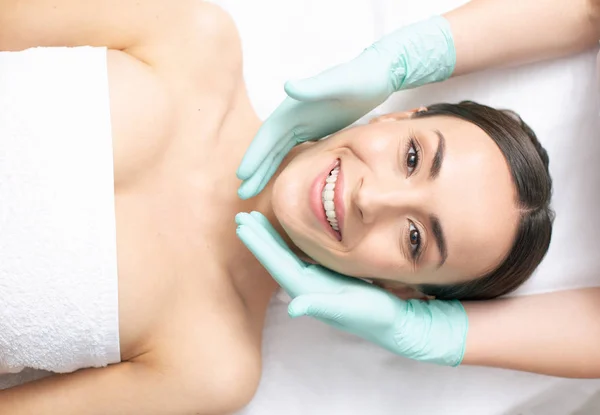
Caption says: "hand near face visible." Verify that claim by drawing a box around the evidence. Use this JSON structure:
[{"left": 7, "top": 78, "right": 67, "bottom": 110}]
[
  {"left": 235, "top": 211, "right": 468, "bottom": 367},
  {"left": 235, "top": 211, "right": 371, "bottom": 298},
  {"left": 236, "top": 16, "right": 456, "bottom": 199}
]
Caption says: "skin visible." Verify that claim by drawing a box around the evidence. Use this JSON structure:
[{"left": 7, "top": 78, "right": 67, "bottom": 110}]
[
  {"left": 272, "top": 111, "right": 520, "bottom": 289},
  {"left": 447, "top": 0, "right": 599, "bottom": 76},
  {"left": 0, "top": 1, "right": 280, "bottom": 414}
]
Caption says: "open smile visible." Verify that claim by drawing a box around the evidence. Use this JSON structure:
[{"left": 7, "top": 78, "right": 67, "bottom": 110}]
[{"left": 310, "top": 158, "right": 345, "bottom": 241}]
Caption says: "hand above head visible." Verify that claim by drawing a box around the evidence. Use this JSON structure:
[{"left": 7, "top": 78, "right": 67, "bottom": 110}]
[
  {"left": 237, "top": 16, "right": 456, "bottom": 199},
  {"left": 235, "top": 211, "right": 468, "bottom": 366}
]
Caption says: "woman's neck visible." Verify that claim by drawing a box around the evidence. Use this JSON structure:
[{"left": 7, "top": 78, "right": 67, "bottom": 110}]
[
  {"left": 245, "top": 146, "right": 305, "bottom": 258},
  {"left": 214, "top": 81, "right": 309, "bottom": 271}
]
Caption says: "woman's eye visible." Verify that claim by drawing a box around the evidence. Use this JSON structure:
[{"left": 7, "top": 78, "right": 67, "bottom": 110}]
[
  {"left": 408, "top": 221, "right": 421, "bottom": 255},
  {"left": 406, "top": 142, "right": 419, "bottom": 175}
]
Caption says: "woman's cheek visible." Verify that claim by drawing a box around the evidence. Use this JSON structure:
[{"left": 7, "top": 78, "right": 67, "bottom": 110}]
[
  {"left": 324, "top": 252, "right": 390, "bottom": 279},
  {"left": 304, "top": 248, "right": 369, "bottom": 278}
]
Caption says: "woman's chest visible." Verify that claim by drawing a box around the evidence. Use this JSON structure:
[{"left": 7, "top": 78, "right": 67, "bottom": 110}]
[
  {"left": 113, "top": 173, "right": 245, "bottom": 359},
  {"left": 112, "top": 163, "right": 276, "bottom": 361},
  {"left": 105, "top": 48, "right": 268, "bottom": 361}
]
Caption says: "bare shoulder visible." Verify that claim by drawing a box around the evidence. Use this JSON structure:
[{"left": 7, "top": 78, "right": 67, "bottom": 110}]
[
  {"left": 105, "top": 2, "right": 242, "bottom": 185},
  {"left": 131, "top": 1, "right": 243, "bottom": 80},
  {"left": 136, "top": 271, "right": 267, "bottom": 414},
  {"left": 143, "top": 312, "right": 262, "bottom": 414}
]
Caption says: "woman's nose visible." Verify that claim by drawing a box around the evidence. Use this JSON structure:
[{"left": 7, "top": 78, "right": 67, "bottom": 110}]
[{"left": 354, "top": 178, "right": 425, "bottom": 224}]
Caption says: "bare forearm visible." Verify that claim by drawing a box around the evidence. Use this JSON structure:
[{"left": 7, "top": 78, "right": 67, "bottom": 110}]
[
  {"left": 0, "top": 0, "right": 195, "bottom": 64},
  {"left": 0, "top": 0, "right": 224, "bottom": 77},
  {"left": 445, "top": 0, "right": 600, "bottom": 76},
  {"left": 462, "top": 288, "right": 600, "bottom": 378},
  {"left": 0, "top": 359, "right": 224, "bottom": 415}
]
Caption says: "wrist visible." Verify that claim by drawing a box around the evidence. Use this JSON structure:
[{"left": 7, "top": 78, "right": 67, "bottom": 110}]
[
  {"left": 394, "top": 299, "right": 468, "bottom": 366},
  {"left": 379, "top": 16, "right": 456, "bottom": 91}
]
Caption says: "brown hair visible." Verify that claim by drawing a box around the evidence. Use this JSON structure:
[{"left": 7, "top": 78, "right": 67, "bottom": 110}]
[{"left": 413, "top": 101, "right": 554, "bottom": 301}]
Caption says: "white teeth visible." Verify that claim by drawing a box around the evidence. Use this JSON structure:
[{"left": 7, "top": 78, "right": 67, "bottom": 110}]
[{"left": 321, "top": 163, "right": 341, "bottom": 235}]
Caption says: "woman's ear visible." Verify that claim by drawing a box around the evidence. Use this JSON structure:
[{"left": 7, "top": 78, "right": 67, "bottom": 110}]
[
  {"left": 373, "top": 280, "right": 434, "bottom": 301},
  {"left": 369, "top": 106, "right": 428, "bottom": 124}
]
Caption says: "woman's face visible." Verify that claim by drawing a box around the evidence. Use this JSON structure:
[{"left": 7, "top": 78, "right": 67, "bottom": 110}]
[{"left": 271, "top": 111, "right": 520, "bottom": 286}]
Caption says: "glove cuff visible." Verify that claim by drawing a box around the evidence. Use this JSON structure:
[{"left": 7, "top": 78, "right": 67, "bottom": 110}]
[
  {"left": 394, "top": 298, "right": 468, "bottom": 366},
  {"left": 386, "top": 15, "right": 457, "bottom": 91},
  {"left": 448, "top": 300, "right": 468, "bottom": 366}
]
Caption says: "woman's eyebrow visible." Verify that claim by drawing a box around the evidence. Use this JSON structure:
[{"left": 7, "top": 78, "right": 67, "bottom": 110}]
[
  {"left": 429, "top": 130, "right": 445, "bottom": 180},
  {"left": 430, "top": 214, "right": 448, "bottom": 268}
]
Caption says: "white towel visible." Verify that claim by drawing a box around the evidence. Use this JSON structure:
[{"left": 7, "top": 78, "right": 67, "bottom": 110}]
[{"left": 0, "top": 47, "right": 120, "bottom": 388}]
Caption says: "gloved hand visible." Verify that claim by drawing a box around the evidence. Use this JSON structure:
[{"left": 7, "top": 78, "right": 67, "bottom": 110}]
[
  {"left": 235, "top": 211, "right": 468, "bottom": 366},
  {"left": 237, "top": 16, "right": 456, "bottom": 199}
]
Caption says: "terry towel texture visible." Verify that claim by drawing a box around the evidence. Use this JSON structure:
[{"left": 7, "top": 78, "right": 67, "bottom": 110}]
[{"left": 0, "top": 47, "right": 120, "bottom": 387}]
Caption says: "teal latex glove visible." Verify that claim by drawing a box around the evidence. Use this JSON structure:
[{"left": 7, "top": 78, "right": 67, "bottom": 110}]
[
  {"left": 237, "top": 15, "right": 455, "bottom": 199},
  {"left": 235, "top": 211, "right": 468, "bottom": 366}
]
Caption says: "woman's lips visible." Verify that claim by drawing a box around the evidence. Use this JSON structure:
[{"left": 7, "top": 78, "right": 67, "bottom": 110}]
[
  {"left": 310, "top": 159, "right": 342, "bottom": 241},
  {"left": 334, "top": 161, "right": 345, "bottom": 238}
]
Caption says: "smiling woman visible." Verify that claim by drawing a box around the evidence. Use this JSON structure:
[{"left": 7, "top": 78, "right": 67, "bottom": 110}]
[
  {"left": 0, "top": 0, "right": 554, "bottom": 412},
  {"left": 270, "top": 101, "right": 553, "bottom": 301}
]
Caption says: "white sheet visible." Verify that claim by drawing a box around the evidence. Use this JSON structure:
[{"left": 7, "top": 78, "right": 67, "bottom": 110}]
[{"left": 216, "top": 0, "right": 600, "bottom": 414}]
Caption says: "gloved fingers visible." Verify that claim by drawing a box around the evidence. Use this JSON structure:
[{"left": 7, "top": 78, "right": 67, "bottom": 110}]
[
  {"left": 235, "top": 212, "right": 305, "bottom": 275},
  {"left": 236, "top": 108, "right": 292, "bottom": 180},
  {"left": 285, "top": 53, "right": 379, "bottom": 102},
  {"left": 235, "top": 212, "right": 297, "bottom": 256},
  {"left": 238, "top": 155, "right": 274, "bottom": 199},
  {"left": 249, "top": 211, "right": 290, "bottom": 250},
  {"left": 252, "top": 133, "right": 294, "bottom": 188},
  {"left": 237, "top": 169, "right": 267, "bottom": 200},
  {"left": 285, "top": 66, "right": 352, "bottom": 102},
  {"left": 237, "top": 133, "right": 296, "bottom": 198},
  {"left": 236, "top": 136, "right": 268, "bottom": 181},
  {"left": 288, "top": 293, "right": 352, "bottom": 322},
  {"left": 254, "top": 139, "right": 296, "bottom": 195}
]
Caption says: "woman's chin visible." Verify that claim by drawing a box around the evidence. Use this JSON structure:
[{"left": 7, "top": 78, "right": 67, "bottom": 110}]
[
  {"left": 286, "top": 238, "right": 360, "bottom": 277},
  {"left": 271, "top": 165, "right": 303, "bottom": 216}
]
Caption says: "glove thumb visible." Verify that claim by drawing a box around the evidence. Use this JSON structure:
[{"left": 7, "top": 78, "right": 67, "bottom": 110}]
[
  {"left": 285, "top": 67, "right": 350, "bottom": 102},
  {"left": 288, "top": 294, "right": 349, "bottom": 321}
]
